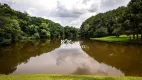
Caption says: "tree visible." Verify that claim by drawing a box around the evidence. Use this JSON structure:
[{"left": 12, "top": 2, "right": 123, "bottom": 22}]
[
  {"left": 127, "top": 0, "right": 142, "bottom": 40},
  {"left": 139, "top": 23, "right": 142, "bottom": 40},
  {"left": 0, "top": 3, "right": 69, "bottom": 45},
  {"left": 0, "top": 18, "right": 22, "bottom": 44},
  {"left": 64, "top": 26, "right": 79, "bottom": 39},
  {"left": 112, "top": 24, "right": 123, "bottom": 37},
  {"left": 94, "top": 27, "right": 108, "bottom": 37},
  {"left": 39, "top": 23, "right": 50, "bottom": 39},
  {"left": 80, "top": 6, "right": 127, "bottom": 38},
  {"left": 49, "top": 23, "right": 63, "bottom": 39},
  {"left": 28, "top": 25, "right": 38, "bottom": 35}
]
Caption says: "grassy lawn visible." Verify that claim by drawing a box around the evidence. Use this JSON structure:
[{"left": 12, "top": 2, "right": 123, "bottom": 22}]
[
  {"left": 0, "top": 74, "right": 142, "bottom": 80},
  {"left": 91, "top": 35, "right": 142, "bottom": 43},
  {"left": 91, "top": 35, "right": 130, "bottom": 43}
]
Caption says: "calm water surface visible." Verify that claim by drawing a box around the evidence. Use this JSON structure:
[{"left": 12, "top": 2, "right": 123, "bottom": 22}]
[{"left": 0, "top": 40, "right": 142, "bottom": 76}]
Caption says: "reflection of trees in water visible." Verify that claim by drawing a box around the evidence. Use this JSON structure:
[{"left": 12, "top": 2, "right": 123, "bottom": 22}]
[
  {"left": 0, "top": 40, "right": 60, "bottom": 74},
  {"left": 81, "top": 40, "right": 142, "bottom": 76}
]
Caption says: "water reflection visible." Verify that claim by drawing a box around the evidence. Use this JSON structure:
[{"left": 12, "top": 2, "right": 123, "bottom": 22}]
[
  {"left": 0, "top": 40, "right": 60, "bottom": 75},
  {"left": 12, "top": 42, "right": 124, "bottom": 76},
  {"left": 81, "top": 40, "right": 142, "bottom": 76},
  {"left": 0, "top": 40, "right": 142, "bottom": 76}
]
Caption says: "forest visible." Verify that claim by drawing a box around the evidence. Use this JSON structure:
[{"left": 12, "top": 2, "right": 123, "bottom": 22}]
[
  {"left": 0, "top": 0, "right": 142, "bottom": 45},
  {"left": 0, "top": 3, "right": 79, "bottom": 45},
  {"left": 81, "top": 0, "right": 142, "bottom": 41}
]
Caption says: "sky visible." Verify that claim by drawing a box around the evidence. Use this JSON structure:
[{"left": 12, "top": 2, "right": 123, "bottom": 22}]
[{"left": 0, "top": 0, "right": 130, "bottom": 28}]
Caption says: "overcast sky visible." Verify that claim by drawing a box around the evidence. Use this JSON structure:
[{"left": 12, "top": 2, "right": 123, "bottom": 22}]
[{"left": 0, "top": 0, "right": 130, "bottom": 28}]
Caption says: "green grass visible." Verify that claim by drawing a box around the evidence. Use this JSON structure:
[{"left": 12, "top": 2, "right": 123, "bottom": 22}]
[
  {"left": 91, "top": 35, "right": 130, "bottom": 43},
  {"left": 0, "top": 74, "right": 142, "bottom": 80}
]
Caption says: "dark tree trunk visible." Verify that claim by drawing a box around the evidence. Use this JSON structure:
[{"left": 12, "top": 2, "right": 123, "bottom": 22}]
[
  {"left": 116, "top": 35, "right": 119, "bottom": 38},
  {"left": 136, "top": 33, "right": 139, "bottom": 43},
  {"left": 136, "top": 33, "right": 138, "bottom": 39},
  {"left": 141, "top": 28, "right": 142, "bottom": 40},
  {"left": 130, "top": 35, "right": 131, "bottom": 40},
  {"left": 133, "top": 34, "right": 135, "bottom": 40},
  {"left": 141, "top": 33, "right": 142, "bottom": 40}
]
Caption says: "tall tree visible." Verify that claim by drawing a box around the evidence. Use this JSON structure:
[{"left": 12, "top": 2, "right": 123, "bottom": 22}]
[{"left": 127, "top": 0, "right": 142, "bottom": 40}]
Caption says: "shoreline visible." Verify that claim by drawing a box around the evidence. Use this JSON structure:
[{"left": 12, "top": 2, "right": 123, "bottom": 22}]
[
  {"left": 0, "top": 74, "right": 142, "bottom": 80},
  {"left": 90, "top": 35, "right": 142, "bottom": 45}
]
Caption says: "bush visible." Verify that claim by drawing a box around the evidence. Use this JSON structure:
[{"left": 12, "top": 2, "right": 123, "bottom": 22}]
[
  {"left": 0, "top": 39, "right": 12, "bottom": 45},
  {"left": 32, "top": 33, "right": 40, "bottom": 39},
  {"left": 93, "top": 27, "right": 108, "bottom": 37}
]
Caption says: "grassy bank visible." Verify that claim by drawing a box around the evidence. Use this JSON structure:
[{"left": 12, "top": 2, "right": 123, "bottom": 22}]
[
  {"left": 91, "top": 35, "right": 142, "bottom": 44},
  {"left": 0, "top": 74, "right": 142, "bottom": 80},
  {"left": 91, "top": 35, "right": 130, "bottom": 43}
]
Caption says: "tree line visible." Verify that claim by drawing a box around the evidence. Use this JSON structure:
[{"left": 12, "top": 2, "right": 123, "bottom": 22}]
[
  {"left": 80, "top": 0, "right": 142, "bottom": 41},
  {"left": 0, "top": 3, "right": 79, "bottom": 45},
  {"left": 1, "top": 0, "right": 141, "bottom": 45}
]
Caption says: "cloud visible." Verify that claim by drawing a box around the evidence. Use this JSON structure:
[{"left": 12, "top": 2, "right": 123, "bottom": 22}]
[
  {"left": 0, "top": 0, "right": 130, "bottom": 28},
  {"left": 27, "top": 8, "right": 37, "bottom": 16},
  {"left": 99, "top": 0, "right": 130, "bottom": 12},
  {"left": 54, "top": 1, "right": 82, "bottom": 18}
]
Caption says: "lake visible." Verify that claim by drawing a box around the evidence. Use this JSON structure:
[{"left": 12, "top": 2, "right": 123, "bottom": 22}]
[{"left": 0, "top": 39, "right": 142, "bottom": 77}]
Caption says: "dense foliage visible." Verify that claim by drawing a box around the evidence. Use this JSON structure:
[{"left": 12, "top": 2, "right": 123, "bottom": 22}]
[
  {"left": 80, "top": 0, "right": 142, "bottom": 41},
  {"left": 1, "top": 0, "right": 141, "bottom": 45},
  {"left": 0, "top": 3, "right": 79, "bottom": 45},
  {"left": 64, "top": 26, "right": 79, "bottom": 39}
]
